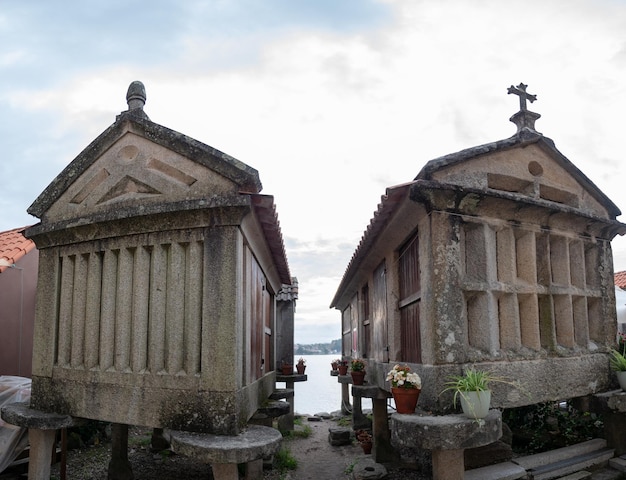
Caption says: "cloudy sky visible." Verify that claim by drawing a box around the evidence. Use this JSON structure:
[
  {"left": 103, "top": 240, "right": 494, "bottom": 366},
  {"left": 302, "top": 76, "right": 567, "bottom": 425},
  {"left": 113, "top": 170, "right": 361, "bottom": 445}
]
[{"left": 2, "top": 0, "right": 626, "bottom": 344}]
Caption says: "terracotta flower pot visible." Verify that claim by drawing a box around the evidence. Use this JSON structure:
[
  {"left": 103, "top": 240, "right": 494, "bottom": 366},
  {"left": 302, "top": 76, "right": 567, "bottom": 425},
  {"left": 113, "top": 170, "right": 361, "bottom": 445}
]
[
  {"left": 391, "top": 387, "right": 420, "bottom": 414},
  {"left": 338, "top": 365, "right": 348, "bottom": 375},
  {"left": 331, "top": 362, "right": 339, "bottom": 371},
  {"left": 281, "top": 364, "right": 293, "bottom": 375},
  {"left": 296, "top": 364, "right": 306, "bottom": 374},
  {"left": 351, "top": 371, "right": 366, "bottom": 385},
  {"left": 360, "top": 442, "right": 372, "bottom": 454}
]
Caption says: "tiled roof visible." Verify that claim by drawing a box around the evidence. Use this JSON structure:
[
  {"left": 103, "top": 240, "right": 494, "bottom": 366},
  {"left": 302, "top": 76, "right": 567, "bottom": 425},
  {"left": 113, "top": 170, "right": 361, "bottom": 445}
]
[
  {"left": 616, "top": 271, "right": 626, "bottom": 289},
  {"left": 0, "top": 226, "right": 35, "bottom": 273}
]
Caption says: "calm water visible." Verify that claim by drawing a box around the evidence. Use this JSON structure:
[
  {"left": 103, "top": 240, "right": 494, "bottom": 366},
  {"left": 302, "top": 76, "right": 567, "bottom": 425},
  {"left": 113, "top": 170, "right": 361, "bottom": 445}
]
[{"left": 279, "top": 354, "right": 372, "bottom": 415}]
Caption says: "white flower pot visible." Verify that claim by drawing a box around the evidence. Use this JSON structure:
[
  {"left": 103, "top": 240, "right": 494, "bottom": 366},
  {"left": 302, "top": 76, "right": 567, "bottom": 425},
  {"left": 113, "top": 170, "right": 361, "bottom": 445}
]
[
  {"left": 459, "top": 390, "right": 491, "bottom": 419},
  {"left": 617, "top": 371, "right": 626, "bottom": 390}
]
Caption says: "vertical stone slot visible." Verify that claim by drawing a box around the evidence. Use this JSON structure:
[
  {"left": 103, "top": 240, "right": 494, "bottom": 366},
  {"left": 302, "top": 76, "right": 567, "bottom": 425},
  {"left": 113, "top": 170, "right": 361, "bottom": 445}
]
[
  {"left": 572, "top": 296, "right": 589, "bottom": 347},
  {"left": 85, "top": 252, "right": 103, "bottom": 370},
  {"left": 70, "top": 254, "right": 88, "bottom": 368},
  {"left": 569, "top": 240, "right": 585, "bottom": 288},
  {"left": 100, "top": 249, "right": 118, "bottom": 371},
  {"left": 518, "top": 294, "right": 540, "bottom": 350},
  {"left": 584, "top": 242, "right": 600, "bottom": 288},
  {"left": 464, "top": 223, "right": 487, "bottom": 283},
  {"left": 149, "top": 244, "right": 168, "bottom": 374},
  {"left": 514, "top": 230, "right": 537, "bottom": 285},
  {"left": 515, "top": 230, "right": 536, "bottom": 284},
  {"left": 550, "top": 236, "right": 569, "bottom": 286},
  {"left": 57, "top": 254, "right": 75, "bottom": 367},
  {"left": 185, "top": 240, "right": 203, "bottom": 375},
  {"left": 166, "top": 243, "right": 185, "bottom": 375},
  {"left": 553, "top": 294, "right": 574, "bottom": 348},
  {"left": 538, "top": 294, "right": 556, "bottom": 349},
  {"left": 536, "top": 233, "right": 551, "bottom": 286},
  {"left": 587, "top": 297, "right": 603, "bottom": 343},
  {"left": 131, "top": 246, "right": 151, "bottom": 373},
  {"left": 115, "top": 248, "right": 134, "bottom": 372},
  {"left": 498, "top": 293, "right": 521, "bottom": 350},
  {"left": 466, "top": 292, "right": 498, "bottom": 353},
  {"left": 496, "top": 228, "right": 516, "bottom": 283}
]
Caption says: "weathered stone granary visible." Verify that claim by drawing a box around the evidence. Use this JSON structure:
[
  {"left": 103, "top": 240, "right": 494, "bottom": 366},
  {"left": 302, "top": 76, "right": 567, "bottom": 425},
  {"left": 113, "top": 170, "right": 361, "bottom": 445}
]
[
  {"left": 331, "top": 84, "right": 626, "bottom": 412},
  {"left": 22, "top": 81, "right": 296, "bottom": 436}
]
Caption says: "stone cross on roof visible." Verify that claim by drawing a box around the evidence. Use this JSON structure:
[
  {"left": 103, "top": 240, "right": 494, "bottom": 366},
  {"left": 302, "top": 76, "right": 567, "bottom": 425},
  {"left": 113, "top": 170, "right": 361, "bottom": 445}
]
[
  {"left": 507, "top": 82, "right": 541, "bottom": 133},
  {"left": 507, "top": 83, "right": 536, "bottom": 111}
]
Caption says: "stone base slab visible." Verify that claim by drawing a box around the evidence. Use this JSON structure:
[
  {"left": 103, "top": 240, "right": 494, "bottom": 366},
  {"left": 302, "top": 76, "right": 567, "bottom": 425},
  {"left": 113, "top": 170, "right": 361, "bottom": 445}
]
[{"left": 170, "top": 425, "right": 281, "bottom": 464}]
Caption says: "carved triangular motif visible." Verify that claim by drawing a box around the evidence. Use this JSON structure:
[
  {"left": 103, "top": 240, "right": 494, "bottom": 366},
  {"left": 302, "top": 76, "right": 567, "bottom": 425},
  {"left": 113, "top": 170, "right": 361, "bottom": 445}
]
[{"left": 96, "top": 175, "right": 162, "bottom": 205}]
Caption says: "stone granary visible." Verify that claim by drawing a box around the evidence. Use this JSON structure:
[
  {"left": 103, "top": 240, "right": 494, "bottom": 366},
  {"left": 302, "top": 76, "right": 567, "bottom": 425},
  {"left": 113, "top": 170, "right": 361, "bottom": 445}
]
[
  {"left": 330, "top": 84, "right": 626, "bottom": 477},
  {"left": 2, "top": 81, "right": 296, "bottom": 479}
]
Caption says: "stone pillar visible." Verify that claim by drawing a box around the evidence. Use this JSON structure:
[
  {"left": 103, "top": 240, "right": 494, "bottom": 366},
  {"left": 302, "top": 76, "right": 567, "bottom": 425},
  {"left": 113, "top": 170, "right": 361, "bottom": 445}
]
[
  {"left": 372, "top": 398, "right": 397, "bottom": 463},
  {"left": 27, "top": 429, "right": 57, "bottom": 480},
  {"left": 432, "top": 449, "right": 464, "bottom": 480},
  {"left": 108, "top": 423, "right": 134, "bottom": 480}
]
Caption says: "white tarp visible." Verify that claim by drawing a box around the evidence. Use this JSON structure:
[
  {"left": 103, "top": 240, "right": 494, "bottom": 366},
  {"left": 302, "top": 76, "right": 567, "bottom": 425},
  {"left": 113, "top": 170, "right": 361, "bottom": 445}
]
[
  {"left": 617, "top": 286, "right": 626, "bottom": 333},
  {"left": 0, "top": 376, "right": 31, "bottom": 473}
]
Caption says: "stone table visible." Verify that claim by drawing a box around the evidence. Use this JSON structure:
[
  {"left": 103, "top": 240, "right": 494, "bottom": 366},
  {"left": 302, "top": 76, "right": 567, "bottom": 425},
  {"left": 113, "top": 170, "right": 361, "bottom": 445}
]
[{"left": 390, "top": 410, "right": 502, "bottom": 480}]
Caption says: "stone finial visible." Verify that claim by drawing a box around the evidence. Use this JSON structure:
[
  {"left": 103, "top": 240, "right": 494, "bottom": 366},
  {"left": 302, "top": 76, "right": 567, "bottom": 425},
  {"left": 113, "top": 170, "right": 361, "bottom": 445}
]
[
  {"left": 126, "top": 81, "right": 146, "bottom": 111},
  {"left": 507, "top": 82, "right": 541, "bottom": 133}
]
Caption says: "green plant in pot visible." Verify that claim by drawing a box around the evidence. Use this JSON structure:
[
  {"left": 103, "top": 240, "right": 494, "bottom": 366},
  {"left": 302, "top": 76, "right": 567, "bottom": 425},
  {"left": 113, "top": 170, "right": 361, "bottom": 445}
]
[
  {"left": 609, "top": 348, "right": 626, "bottom": 390},
  {"left": 442, "top": 367, "right": 520, "bottom": 420},
  {"left": 350, "top": 358, "right": 366, "bottom": 385}
]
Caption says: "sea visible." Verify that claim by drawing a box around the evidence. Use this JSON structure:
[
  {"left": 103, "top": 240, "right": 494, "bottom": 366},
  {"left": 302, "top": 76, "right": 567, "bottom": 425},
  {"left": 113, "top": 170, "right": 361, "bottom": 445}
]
[{"left": 282, "top": 354, "right": 372, "bottom": 415}]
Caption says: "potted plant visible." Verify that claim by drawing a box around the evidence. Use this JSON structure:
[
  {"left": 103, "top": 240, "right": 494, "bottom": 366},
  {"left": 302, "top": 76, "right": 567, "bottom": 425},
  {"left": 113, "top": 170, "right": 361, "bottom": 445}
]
[
  {"left": 386, "top": 364, "right": 421, "bottom": 414},
  {"left": 331, "top": 359, "right": 340, "bottom": 371},
  {"left": 355, "top": 429, "right": 372, "bottom": 454},
  {"left": 350, "top": 358, "right": 366, "bottom": 385},
  {"left": 442, "top": 367, "right": 521, "bottom": 419},
  {"left": 610, "top": 348, "right": 626, "bottom": 390},
  {"left": 281, "top": 359, "right": 293, "bottom": 375},
  {"left": 337, "top": 359, "right": 349, "bottom": 375},
  {"left": 296, "top": 357, "right": 307, "bottom": 374}
]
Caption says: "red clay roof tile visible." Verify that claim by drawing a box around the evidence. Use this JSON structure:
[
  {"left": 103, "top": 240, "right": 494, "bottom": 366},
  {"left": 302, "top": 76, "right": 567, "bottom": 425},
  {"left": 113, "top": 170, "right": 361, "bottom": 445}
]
[{"left": 0, "top": 226, "right": 35, "bottom": 273}]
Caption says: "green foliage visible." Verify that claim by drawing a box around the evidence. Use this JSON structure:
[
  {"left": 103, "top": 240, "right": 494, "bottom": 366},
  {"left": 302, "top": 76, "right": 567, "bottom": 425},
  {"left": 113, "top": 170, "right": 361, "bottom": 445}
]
[
  {"left": 351, "top": 358, "right": 366, "bottom": 372},
  {"left": 441, "top": 367, "right": 523, "bottom": 407},
  {"left": 610, "top": 348, "right": 626, "bottom": 372},
  {"left": 336, "top": 416, "right": 352, "bottom": 427},
  {"left": 282, "top": 424, "right": 313, "bottom": 439},
  {"left": 274, "top": 447, "right": 298, "bottom": 471},
  {"left": 345, "top": 459, "right": 357, "bottom": 474},
  {"left": 503, "top": 401, "right": 604, "bottom": 454}
]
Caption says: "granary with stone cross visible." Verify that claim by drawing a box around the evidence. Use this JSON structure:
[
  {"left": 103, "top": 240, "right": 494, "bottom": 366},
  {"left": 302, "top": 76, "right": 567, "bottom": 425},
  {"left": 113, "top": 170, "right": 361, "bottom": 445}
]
[
  {"left": 18, "top": 81, "right": 297, "bottom": 438},
  {"left": 331, "top": 83, "right": 626, "bottom": 414}
]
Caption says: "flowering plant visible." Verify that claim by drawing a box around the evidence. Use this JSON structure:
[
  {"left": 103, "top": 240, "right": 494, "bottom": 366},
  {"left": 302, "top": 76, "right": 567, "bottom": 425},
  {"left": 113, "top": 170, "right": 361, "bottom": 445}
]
[
  {"left": 351, "top": 358, "right": 366, "bottom": 372},
  {"left": 386, "top": 364, "right": 421, "bottom": 389},
  {"left": 338, "top": 359, "right": 349, "bottom": 367},
  {"left": 297, "top": 357, "right": 306, "bottom": 366}
]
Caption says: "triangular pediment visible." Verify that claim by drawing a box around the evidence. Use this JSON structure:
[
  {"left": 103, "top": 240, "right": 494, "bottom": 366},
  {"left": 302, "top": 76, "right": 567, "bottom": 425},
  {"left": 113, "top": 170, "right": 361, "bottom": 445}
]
[
  {"left": 29, "top": 114, "right": 262, "bottom": 224},
  {"left": 416, "top": 131, "right": 621, "bottom": 219}
]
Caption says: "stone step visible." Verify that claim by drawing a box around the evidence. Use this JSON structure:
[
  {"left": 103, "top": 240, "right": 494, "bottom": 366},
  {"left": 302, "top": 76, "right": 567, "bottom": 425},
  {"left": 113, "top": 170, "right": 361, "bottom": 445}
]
[
  {"left": 556, "top": 471, "right": 592, "bottom": 480},
  {"left": 269, "top": 388, "right": 294, "bottom": 400},
  {"left": 514, "top": 439, "right": 608, "bottom": 471},
  {"left": 464, "top": 461, "right": 526, "bottom": 480},
  {"left": 526, "top": 448, "right": 614, "bottom": 480},
  {"left": 608, "top": 455, "right": 626, "bottom": 473}
]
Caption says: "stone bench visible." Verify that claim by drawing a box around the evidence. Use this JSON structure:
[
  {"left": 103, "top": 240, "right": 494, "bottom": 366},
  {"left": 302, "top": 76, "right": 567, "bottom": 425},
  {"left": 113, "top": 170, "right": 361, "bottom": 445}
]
[
  {"left": 1, "top": 402, "right": 78, "bottom": 480},
  {"left": 170, "top": 425, "right": 281, "bottom": 480},
  {"left": 390, "top": 410, "right": 502, "bottom": 480},
  {"left": 249, "top": 400, "right": 291, "bottom": 427},
  {"left": 351, "top": 385, "right": 396, "bottom": 463}
]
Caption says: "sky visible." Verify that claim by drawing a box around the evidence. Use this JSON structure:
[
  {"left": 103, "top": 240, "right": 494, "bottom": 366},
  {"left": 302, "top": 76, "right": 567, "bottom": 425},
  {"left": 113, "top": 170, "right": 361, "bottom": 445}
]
[{"left": 2, "top": 0, "right": 626, "bottom": 344}]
